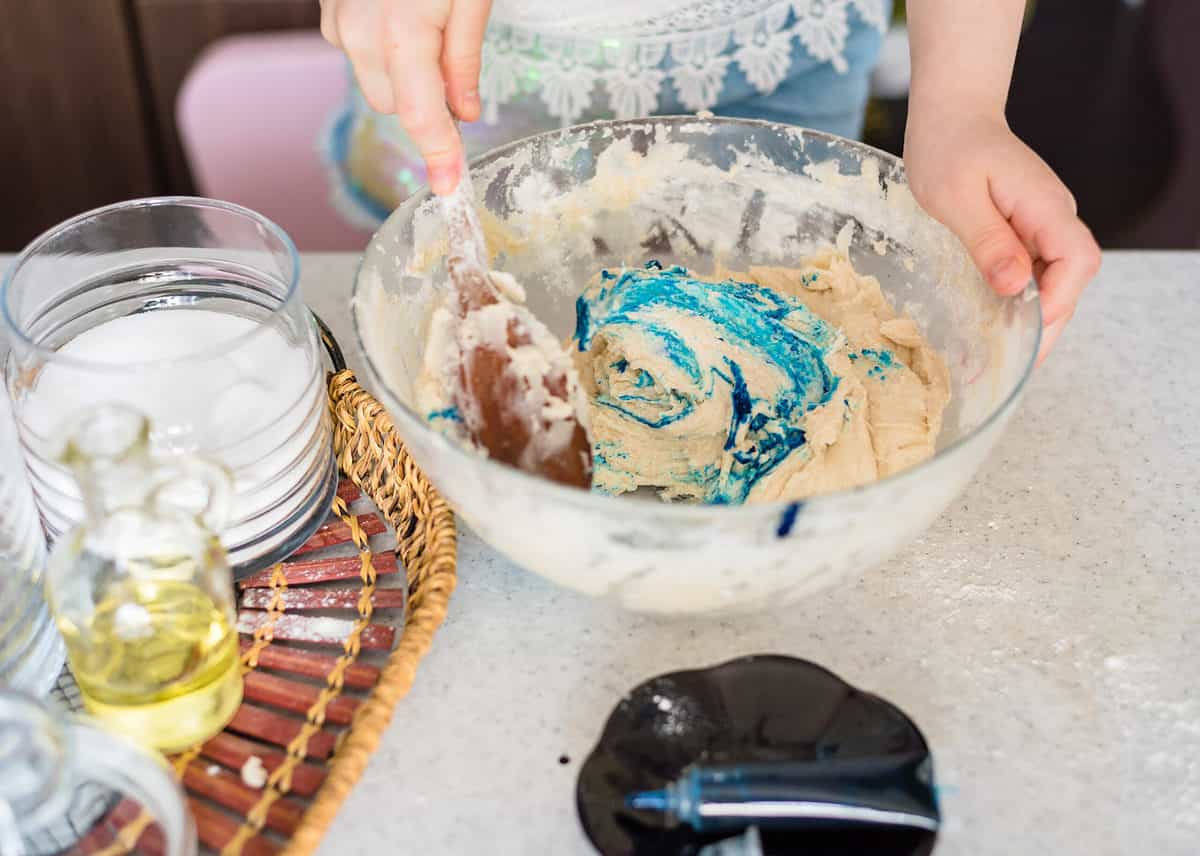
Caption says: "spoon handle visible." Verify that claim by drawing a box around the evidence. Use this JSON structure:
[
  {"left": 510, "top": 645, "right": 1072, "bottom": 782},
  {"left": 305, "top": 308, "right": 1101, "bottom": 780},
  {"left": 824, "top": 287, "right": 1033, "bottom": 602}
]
[
  {"left": 436, "top": 125, "right": 594, "bottom": 489},
  {"left": 442, "top": 122, "right": 490, "bottom": 264}
]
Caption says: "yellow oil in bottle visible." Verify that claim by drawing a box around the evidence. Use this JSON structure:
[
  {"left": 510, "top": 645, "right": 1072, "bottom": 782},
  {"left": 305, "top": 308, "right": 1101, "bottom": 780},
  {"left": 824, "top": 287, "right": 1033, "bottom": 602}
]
[{"left": 57, "top": 577, "right": 243, "bottom": 754}]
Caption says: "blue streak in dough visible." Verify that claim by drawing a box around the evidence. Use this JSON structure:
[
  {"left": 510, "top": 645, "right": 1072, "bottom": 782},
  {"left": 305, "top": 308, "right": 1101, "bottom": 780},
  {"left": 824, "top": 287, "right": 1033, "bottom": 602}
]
[
  {"left": 427, "top": 406, "right": 461, "bottom": 422},
  {"left": 720, "top": 359, "right": 752, "bottom": 452},
  {"left": 860, "top": 348, "right": 896, "bottom": 367},
  {"left": 857, "top": 347, "right": 901, "bottom": 382},
  {"left": 611, "top": 358, "right": 654, "bottom": 390},
  {"left": 575, "top": 262, "right": 843, "bottom": 504}
]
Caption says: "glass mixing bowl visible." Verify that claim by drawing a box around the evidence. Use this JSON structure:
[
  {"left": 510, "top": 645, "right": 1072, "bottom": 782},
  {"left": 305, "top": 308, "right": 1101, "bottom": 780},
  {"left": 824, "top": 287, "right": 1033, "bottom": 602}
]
[{"left": 353, "top": 117, "right": 1040, "bottom": 616}]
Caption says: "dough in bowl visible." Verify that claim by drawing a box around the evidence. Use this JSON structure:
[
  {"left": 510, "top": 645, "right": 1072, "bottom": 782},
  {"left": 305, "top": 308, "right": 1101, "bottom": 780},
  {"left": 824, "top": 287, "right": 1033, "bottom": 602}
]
[{"left": 571, "top": 251, "right": 950, "bottom": 503}]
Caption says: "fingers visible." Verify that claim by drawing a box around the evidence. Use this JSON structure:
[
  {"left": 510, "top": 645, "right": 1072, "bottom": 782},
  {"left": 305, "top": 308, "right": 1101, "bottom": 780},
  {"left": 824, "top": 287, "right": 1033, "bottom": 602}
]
[
  {"left": 443, "top": 0, "right": 492, "bottom": 122},
  {"left": 1037, "top": 309, "right": 1074, "bottom": 366},
  {"left": 387, "top": 26, "right": 463, "bottom": 194},
  {"left": 1016, "top": 196, "right": 1099, "bottom": 363},
  {"left": 1018, "top": 203, "right": 1098, "bottom": 362},
  {"left": 323, "top": 0, "right": 395, "bottom": 112},
  {"left": 987, "top": 158, "right": 1100, "bottom": 328},
  {"left": 352, "top": 57, "right": 397, "bottom": 114},
  {"left": 325, "top": 0, "right": 470, "bottom": 194},
  {"left": 937, "top": 182, "right": 1034, "bottom": 296},
  {"left": 1024, "top": 213, "right": 1102, "bottom": 327},
  {"left": 319, "top": 0, "right": 341, "bottom": 47}
]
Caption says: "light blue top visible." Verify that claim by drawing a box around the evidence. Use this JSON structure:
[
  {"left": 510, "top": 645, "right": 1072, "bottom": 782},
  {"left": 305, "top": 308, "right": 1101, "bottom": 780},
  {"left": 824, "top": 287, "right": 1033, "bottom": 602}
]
[{"left": 324, "top": 1, "right": 893, "bottom": 224}]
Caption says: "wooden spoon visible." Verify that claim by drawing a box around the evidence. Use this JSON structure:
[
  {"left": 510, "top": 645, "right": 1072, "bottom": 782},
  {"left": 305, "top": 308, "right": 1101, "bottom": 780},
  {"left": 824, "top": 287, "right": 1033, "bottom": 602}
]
[{"left": 440, "top": 150, "right": 593, "bottom": 488}]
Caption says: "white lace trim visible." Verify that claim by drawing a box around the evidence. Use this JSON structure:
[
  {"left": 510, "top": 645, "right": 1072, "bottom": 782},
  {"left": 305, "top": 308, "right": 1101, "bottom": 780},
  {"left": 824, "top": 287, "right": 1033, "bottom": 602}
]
[{"left": 481, "top": 0, "right": 888, "bottom": 126}]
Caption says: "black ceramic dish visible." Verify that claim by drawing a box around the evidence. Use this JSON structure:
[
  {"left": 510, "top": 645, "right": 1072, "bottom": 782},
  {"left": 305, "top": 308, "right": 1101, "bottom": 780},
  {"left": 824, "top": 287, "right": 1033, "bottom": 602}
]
[{"left": 576, "top": 655, "right": 938, "bottom": 856}]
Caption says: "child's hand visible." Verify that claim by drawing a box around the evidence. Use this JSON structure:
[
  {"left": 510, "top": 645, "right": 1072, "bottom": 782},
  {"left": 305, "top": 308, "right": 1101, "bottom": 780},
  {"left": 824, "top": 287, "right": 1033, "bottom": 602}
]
[
  {"left": 320, "top": 0, "right": 492, "bottom": 194},
  {"left": 905, "top": 111, "right": 1100, "bottom": 363},
  {"left": 905, "top": 0, "right": 1101, "bottom": 365}
]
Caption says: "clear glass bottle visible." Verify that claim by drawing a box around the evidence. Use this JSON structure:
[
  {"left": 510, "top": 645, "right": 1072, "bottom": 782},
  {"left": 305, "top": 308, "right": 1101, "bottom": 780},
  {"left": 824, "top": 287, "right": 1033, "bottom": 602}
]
[
  {"left": 44, "top": 405, "right": 243, "bottom": 754},
  {"left": 0, "top": 688, "right": 196, "bottom": 856}
]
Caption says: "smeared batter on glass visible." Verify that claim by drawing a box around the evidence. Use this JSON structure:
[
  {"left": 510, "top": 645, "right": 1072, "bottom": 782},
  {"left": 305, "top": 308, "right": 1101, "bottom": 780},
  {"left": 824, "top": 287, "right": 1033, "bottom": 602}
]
[{"left": 571, "top": 252, "right": 950, "bottom": 503}]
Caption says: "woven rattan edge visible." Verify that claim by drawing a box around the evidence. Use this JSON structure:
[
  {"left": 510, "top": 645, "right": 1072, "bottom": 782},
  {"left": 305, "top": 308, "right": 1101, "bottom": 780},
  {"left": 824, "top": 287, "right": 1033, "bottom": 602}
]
[{"left": 278, "top": 369, "right": 458, "bottom": 856}]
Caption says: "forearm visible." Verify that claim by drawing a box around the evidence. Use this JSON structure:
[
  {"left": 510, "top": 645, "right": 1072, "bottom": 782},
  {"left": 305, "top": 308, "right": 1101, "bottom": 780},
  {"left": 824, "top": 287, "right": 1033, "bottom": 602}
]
[{"left": 906, "top": 0, "right": 1026, "bottom": 119}]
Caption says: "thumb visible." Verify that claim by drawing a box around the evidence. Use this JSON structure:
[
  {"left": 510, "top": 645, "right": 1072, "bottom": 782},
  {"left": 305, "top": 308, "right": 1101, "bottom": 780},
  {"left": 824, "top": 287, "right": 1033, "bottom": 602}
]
[{"left": 940, "top": 194, "right": 1033, "bottom": 296}]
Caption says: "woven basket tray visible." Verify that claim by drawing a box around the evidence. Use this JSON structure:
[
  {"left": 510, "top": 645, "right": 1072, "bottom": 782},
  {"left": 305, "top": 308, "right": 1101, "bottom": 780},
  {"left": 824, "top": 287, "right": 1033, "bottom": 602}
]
[{"left": 74, "top": 365, "right": 457, "bottom": 856}]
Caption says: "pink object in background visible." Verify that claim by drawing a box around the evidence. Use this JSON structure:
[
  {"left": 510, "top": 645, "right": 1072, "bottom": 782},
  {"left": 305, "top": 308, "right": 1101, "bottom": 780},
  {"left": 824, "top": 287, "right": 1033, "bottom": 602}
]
[{"left": 177, "top": 31, "right": 373, "bottom": 251}]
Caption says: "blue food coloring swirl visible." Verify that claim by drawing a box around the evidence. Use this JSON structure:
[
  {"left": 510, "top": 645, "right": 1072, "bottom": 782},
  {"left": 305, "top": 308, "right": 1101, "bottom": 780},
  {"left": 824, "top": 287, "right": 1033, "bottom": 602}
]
[
  {"left": 854, "top": 347, "right": 901, "bottom": 382},
  {"left": 427, "top": 406, "right": 461, "bottom": 422},
  {"left": 574, "top": 262, "right": 843, "bottom": 504}
]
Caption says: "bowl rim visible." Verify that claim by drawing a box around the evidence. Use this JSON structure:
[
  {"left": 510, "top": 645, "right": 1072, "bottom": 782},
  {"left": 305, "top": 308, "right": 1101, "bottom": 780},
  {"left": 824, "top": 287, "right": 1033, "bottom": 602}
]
[{"left": 352, "top": 115, "right": 1042, "bottom": 521}]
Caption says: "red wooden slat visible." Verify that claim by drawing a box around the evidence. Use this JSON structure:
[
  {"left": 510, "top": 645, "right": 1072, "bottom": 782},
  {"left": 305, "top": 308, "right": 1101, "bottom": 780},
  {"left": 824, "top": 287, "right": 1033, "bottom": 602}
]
[
  {"left": 293, "top": 515, "right": 388, "bottom": 555},
  {"left": 238, "top": 552, "right": 398, "bottom": 589},
  {"left": 237, "top": 641, "right": 380, "bottom": 690},
  {"left": 183, "top": 763, "right": 305, "bottom": 836},
  {"left": 187, "top": 798, "right": 277, "bottom": 856},
  {"left": 109, "top": 800, "right": 144, "bottom": 825},
  {"left": 141, "top": 822, "right": 167, "bottom": 856},
  {"left": 72, "top": 814, "right": 117, "bottom": 854},
  {"left": 225, "top": 704, "right": 337, "bottom": 759},
  {"left": 243, "top": 671, "right": 360, "bottom": 726},
  {"left": 200, "top": 733, "right": 327, "bottom": 798},
  {"left": 236, "top": 613, "right": 394, "bottom": 651},
  {"left": 336, "top": 480, "right": 361, "bottom": 504},
  {"left": 74, "top": 800, "right": 163, "bottom": 856},
  {"left": 106, "top": 800, "right": 166, "bottom": 856},
  {"left": 240, "top": 587, "right": 405, "bottom": 612}
]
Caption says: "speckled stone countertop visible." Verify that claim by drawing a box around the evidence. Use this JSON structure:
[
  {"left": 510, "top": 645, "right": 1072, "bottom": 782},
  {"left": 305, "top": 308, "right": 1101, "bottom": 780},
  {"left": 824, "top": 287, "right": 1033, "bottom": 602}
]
[{"left": 299, "top": 251, "right": 1199, "bottom": 856}]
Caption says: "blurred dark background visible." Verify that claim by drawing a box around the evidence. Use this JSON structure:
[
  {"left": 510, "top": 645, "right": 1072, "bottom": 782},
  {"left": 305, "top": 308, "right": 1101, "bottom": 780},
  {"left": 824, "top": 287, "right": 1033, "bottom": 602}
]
[{"left": 1, "top": 0, "right": 1197, "bottom": 252}]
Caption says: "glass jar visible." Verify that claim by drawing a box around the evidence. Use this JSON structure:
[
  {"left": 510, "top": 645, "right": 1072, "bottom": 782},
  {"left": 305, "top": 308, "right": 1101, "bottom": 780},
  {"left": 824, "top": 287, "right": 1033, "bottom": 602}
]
[
  {"left": 2, "top": 197, "right": 337, "bottom": 576},
  {"left": 0, "top": 688, "right": 196, "bottom": 856},
  {"left": 44, "top": 406, "right": 243, "bottom": 754}
]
